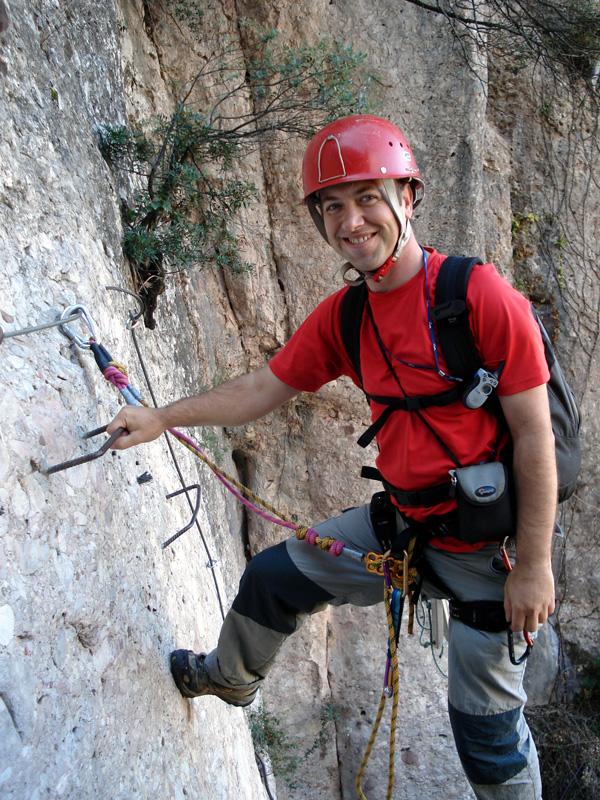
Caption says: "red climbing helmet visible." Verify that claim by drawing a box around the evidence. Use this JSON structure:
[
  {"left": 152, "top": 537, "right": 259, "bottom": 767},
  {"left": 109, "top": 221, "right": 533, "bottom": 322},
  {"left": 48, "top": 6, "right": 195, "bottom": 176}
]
[{"left": 302, "top": 114, "right": 424, "bottom": 203}]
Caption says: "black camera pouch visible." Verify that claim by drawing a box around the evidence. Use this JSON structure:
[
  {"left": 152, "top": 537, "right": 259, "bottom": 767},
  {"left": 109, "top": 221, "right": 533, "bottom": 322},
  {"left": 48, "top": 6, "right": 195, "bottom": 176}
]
[{"left": 450, "top": 462, "right": 515, "bottom": 543}]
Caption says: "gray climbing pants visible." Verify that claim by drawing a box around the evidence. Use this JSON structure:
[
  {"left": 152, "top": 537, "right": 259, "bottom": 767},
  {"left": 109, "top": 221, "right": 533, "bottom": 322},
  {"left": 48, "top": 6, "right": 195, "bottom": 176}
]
[{"left": 204, "top": 504, "right": 542, "bottom": 799}]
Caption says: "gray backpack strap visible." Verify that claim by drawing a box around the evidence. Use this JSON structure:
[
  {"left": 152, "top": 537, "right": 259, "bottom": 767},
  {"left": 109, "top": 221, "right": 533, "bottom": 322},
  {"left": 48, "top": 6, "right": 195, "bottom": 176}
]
[{"left": 532, "top": 308, "right": 582, "bottom": 501}]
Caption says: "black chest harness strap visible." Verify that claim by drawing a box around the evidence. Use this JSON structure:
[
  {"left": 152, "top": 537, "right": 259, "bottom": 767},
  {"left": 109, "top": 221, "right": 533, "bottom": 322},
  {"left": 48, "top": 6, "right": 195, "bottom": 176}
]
[
  {"left": 363, "top": 299, "right": 465, "bottom": 471},
  {"left": 340, "top": 257, "right": 484, "bottom": 453}
]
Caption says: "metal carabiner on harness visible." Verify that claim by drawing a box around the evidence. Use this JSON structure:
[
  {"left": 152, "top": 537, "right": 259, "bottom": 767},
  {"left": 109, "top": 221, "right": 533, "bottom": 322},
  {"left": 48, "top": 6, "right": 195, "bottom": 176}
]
[
  {"left": 58, "top": 304, "right": 98, "bottom": 349},
  {"left": 500, "top": 538, "right": 535, "bottom": 666},
  {"left": 508, "top": 630, "right": 532, "bottom": 666}
]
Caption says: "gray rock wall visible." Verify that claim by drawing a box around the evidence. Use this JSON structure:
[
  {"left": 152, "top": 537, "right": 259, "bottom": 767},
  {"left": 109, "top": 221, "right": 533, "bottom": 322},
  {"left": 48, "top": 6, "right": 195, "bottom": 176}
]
[
  {"left": 1, "top": 1, "right": 598, "bottom": 799},
  {"left": 0, "top": 2, "right": 265, "bottom": 798}
]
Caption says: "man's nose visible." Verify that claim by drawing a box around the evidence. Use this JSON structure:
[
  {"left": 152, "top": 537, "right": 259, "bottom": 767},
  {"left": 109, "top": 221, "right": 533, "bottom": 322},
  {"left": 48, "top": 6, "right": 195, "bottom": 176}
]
[{"left": 339, "top": 204, "right": 365, "bottom": 233}]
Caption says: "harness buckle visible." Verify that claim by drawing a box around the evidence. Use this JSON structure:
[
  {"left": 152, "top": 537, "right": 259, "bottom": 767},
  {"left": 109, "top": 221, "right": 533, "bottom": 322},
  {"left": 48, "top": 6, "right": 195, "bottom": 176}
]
[{"left": 364, "top": 551, "right": 418, "bottom": 591}]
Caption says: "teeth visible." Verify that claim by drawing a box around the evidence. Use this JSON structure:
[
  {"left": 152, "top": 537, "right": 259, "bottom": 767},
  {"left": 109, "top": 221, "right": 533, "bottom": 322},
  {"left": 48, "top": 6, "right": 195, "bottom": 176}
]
[{"left": 348, "top": 234, "right": 373, "bottom": 244}]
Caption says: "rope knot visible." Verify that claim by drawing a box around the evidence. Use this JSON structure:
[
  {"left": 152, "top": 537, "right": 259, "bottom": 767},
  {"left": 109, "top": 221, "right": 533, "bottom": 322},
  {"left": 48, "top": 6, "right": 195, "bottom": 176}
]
[
  {"left": 329, "top": 540, "right": 345, "bottom": 557},
  {"left": 103, "top": 365, "right": 129, "bottom": 389},
  {"left": 306, "top": 530, "right": 318, "bottom": 546}
]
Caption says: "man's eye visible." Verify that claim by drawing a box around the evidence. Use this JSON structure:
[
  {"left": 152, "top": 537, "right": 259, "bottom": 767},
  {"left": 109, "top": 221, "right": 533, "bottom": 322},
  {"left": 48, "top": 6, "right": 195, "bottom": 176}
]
[
  {"left": 361, "top": 194, "right": 378, "bottom": 203},
  {"left": 324, "top": 203, "right": 340, "bottom": 213}
]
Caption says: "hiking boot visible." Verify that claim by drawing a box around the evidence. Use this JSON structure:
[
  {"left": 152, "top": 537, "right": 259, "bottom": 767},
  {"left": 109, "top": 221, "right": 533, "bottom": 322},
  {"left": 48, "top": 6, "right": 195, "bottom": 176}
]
[{"left": 169, "top": 649, "right": 256, "bottom": 707}]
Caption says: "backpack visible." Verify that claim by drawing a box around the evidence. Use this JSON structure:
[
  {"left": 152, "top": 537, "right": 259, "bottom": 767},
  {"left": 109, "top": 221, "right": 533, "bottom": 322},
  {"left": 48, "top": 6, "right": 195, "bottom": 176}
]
[{"left": 340, "top": 256, "right": 582, "bottom": 503}]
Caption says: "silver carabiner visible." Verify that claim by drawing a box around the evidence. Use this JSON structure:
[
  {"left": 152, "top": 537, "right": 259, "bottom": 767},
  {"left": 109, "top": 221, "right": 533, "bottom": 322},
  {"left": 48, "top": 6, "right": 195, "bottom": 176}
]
[{"left": 58, "top": 305, "right": 97, "bottom": 349}]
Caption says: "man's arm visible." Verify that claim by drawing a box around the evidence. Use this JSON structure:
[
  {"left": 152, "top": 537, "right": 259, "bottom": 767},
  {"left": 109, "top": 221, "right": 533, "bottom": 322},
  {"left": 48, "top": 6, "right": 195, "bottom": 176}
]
[
  {"left": 499, "top": 384, "right": 557, "bottom": 633},
  {"left": 106, "top": 365, "right": 299, "bottom": 450}
]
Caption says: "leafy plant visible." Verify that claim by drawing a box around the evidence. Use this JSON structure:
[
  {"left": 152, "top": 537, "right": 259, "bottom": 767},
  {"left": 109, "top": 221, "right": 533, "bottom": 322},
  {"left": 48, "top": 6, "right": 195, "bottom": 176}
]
[
  {"left": 249, "top": 706, "right": 301, "bottom": 790},
  {"left": 100, "top": 30, "right": 375, "bottom": 327},
  {"left": 248, "top": 702, "right": 340, "bottom": 792},
  {"left": 511, "top": 211, "right": 540, "bottom": 238}
]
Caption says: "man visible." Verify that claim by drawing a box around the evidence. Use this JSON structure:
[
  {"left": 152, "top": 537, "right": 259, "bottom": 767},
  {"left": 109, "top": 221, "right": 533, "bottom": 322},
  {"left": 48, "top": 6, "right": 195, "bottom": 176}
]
[{"left": 108, "top": 115, "right": 556, "bottom": 798}]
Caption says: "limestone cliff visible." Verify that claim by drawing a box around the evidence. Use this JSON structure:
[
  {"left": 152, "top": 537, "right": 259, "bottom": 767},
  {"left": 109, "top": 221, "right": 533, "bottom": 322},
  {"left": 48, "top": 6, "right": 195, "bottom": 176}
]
[{"left": 1, "top": 2, "right": 598, "bottom": 799}]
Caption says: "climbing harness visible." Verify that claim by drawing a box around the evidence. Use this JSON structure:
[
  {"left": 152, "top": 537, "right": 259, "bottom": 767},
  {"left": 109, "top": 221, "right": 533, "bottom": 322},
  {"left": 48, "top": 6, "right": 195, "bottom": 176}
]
[{"left": 415, "top": 538, "right": 534, "bottom": 667}]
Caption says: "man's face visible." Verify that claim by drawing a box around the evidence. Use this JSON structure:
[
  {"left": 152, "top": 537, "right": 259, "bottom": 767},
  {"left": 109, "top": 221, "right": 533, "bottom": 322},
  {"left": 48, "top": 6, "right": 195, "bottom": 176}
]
[{"left": 319, "top": 181, "right": 401, "bottom": 273}]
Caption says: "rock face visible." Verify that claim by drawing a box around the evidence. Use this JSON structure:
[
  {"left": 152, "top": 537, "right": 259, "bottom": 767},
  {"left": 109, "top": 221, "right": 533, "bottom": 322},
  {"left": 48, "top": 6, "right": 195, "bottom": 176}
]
[{"left": 1, "top": 2, "right": 598, "bottom": 799}]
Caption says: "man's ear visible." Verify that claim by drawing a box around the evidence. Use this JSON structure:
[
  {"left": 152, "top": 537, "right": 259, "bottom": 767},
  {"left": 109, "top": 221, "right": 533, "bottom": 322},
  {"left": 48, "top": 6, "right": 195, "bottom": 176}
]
[{"left": 397, "top": 181, "right": 414, "bottom": 220}]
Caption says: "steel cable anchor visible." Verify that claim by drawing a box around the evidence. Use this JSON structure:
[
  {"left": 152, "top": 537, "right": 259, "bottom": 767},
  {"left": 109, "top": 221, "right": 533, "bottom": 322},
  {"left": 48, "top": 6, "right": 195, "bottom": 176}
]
[
  {"left": 162, "top": 484, "right": 202, "bottom": 550},
  {"left": 0, "top": 308, "right": 84, "bottom": 345},
  {"left": 44, "top": 425, "right": 126, "bottom": 474}
]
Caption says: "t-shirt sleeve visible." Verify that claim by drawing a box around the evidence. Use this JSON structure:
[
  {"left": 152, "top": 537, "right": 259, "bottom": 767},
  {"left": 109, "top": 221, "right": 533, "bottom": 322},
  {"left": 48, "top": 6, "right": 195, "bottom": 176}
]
[
  {"left": 467, "top": 263, "right": 550, "bottom": 395},
  {"left": 268, "top": 288, "right": 359, "bottom": 392}
]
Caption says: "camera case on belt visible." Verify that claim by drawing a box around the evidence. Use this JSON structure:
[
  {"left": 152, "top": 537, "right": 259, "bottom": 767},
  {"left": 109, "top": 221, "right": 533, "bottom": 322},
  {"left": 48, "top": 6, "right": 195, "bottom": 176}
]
[{"left": 449, "top": 462, "right": 514, "bottom": 543}]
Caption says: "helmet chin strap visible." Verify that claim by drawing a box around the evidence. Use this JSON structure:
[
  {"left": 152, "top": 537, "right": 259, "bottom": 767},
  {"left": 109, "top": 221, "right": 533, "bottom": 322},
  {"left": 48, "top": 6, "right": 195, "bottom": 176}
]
[
  {"left": 343, "top": 178, "right": 412, "bottom": 285},
  {"left": 366, "top": 219, "right": 412, "bottom": 283},
  {"left": 340, "top": 219, "right": 412, "bottom": 286}
]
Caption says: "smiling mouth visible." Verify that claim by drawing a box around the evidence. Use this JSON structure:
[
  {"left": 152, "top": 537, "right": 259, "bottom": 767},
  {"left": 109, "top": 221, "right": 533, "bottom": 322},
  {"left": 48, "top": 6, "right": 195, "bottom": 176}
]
[{"left": 344, "top": 232, "right": 376, "bottom": 246}]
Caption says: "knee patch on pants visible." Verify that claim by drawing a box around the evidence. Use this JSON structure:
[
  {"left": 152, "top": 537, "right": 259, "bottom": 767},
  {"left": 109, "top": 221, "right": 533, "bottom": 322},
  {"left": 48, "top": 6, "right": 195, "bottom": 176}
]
[
  {"left": 232, "top": 542, "right": 333, "bottom": 634},
  {"left": 448, "top": 702, "right": 529, "bottom": 785}
]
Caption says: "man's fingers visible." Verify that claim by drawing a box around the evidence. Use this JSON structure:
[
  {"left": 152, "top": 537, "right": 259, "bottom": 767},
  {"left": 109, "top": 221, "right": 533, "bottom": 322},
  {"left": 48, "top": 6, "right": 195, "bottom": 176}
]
[
  {"left": 106, "top": 413, "right": 129, "bottom": 436},
  {"left": 504, "top": 599, "right": 512, "bottom": 625},
  {"left": 109, "top": 429, "right": 138, "bottom": 450},
  {"left": 510, "top": 615, "right": 525, "bottom": 633},
  {"left": 509, "top": 608, "right": 548, "bottom": 633},
  {"left": 105, "top": 407, "right": 165, "bottom": 450},
  {"left": 524, "top": 615, "right": 539, "bottom": 634}
]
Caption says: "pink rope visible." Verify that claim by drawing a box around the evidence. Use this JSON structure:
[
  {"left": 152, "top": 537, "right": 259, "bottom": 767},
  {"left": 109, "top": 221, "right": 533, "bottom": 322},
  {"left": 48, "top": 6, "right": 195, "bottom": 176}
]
[
  {"left": 103, "top": 366, "right": 129, "bottom": 389},
  {"left": 330, "top": 540, "right": 345, "bottom": 557},
  {"left": 169, "top": 427, "right": 345, "bottom": 557},
  {"left": 170, "top": 428, "right": 301, "bottom": 532}
]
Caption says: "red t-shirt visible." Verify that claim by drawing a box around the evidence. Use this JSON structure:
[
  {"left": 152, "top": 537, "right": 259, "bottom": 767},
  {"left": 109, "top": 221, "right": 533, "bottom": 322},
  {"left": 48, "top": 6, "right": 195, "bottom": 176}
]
[{"left": 269, "top": 248, "right": 550, "bottom": 551}]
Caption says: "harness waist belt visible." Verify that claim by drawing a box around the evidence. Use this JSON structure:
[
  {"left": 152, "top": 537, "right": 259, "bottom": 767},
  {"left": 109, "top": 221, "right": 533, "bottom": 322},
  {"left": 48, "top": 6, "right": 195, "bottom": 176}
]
[
  {"left": 449, "top": 600, "right": 509, "bottom": 633},
  {"left": 361, "top": 466, "right": 453, "bottom": 508}
]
